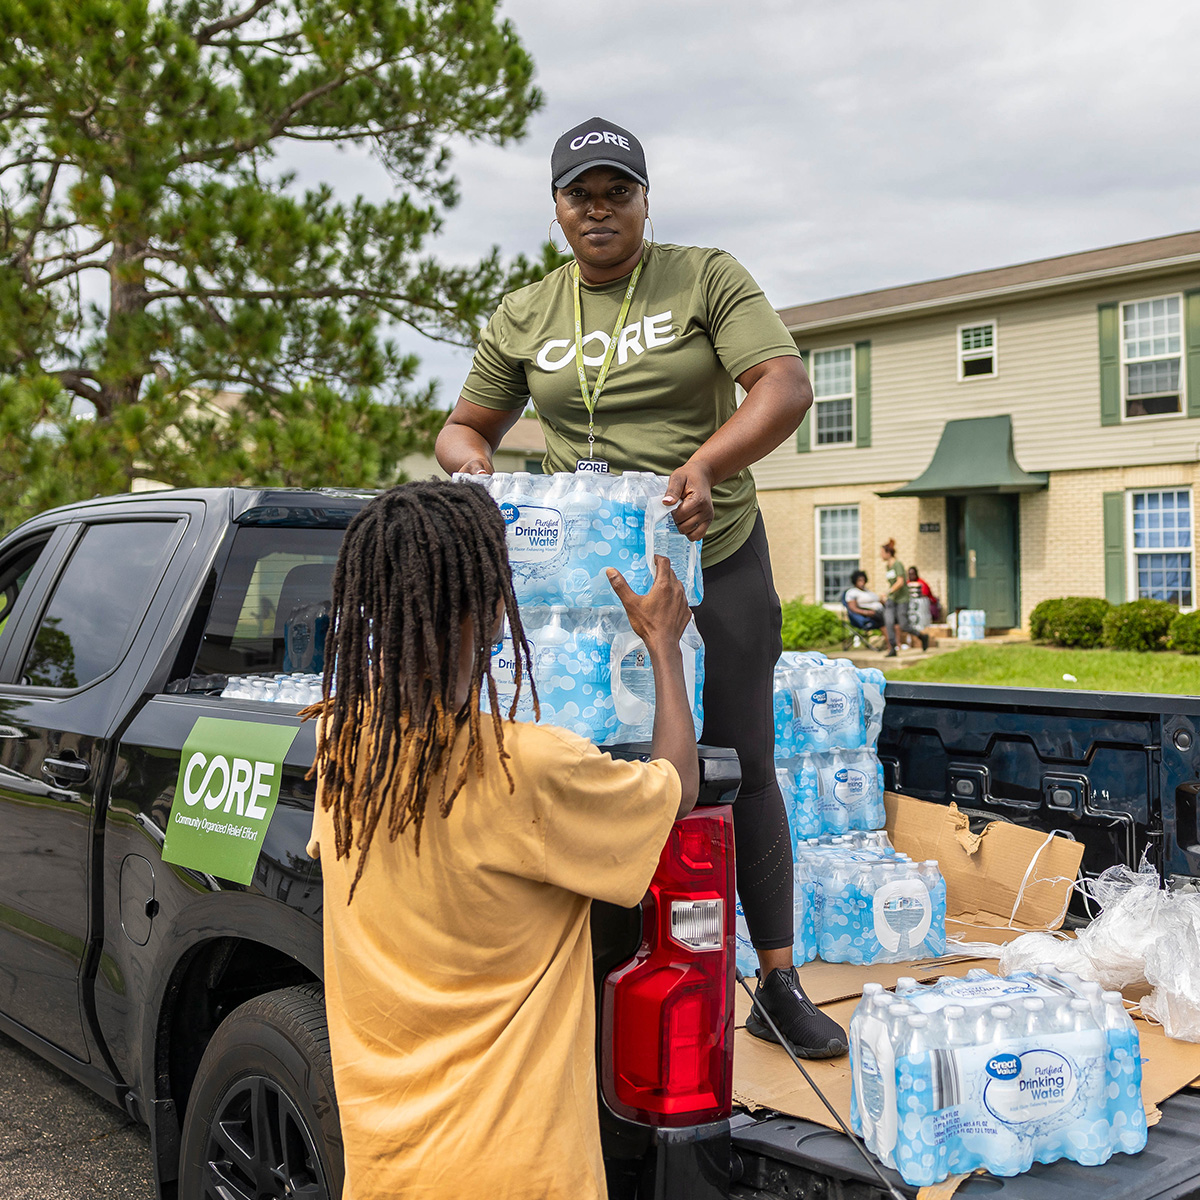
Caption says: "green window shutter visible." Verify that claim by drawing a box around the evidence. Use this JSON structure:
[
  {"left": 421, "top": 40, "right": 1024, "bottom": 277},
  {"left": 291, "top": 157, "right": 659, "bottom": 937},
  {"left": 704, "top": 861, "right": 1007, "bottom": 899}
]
[
  {"left": 795, "top": 347, "right": 811, "bottom": 452},
  {"left": 1185, "top": 289, "right": 1200, "bottom": 418},
  {"left": 1098, "top": 302, "right": 1121, "bottom": 427},
  {"left": 854, "top": 340, "right": 872, "bottom": 448},
  {"left": 1102, "top": 490, "right": 1126, "bottom": 604}
]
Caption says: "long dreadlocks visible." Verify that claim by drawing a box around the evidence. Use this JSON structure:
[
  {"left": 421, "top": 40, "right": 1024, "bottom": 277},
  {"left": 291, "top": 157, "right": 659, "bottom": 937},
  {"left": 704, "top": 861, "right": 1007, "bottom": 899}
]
[{"left": 308, "top": 480, "right": 538, "bottom": 900}]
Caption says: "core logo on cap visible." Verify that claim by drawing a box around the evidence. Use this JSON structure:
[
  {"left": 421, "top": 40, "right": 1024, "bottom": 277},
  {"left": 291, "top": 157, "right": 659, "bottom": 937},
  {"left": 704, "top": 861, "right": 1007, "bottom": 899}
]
[{"left": 569, "top": 130, "right": 632, "bottom": 152}]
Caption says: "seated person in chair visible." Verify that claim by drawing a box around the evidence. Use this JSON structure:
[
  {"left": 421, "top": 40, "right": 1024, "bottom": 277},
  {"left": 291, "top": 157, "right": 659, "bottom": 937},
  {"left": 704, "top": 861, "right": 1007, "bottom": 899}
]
[{"left": 844, "top": 570, "right": 884, "bottom": 631}]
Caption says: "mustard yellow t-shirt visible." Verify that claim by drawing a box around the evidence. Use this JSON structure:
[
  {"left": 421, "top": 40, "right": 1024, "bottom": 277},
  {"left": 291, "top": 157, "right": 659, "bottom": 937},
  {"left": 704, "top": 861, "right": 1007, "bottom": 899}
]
[
  {"left": 461, "top": 242, "right": 800, "bottom": 567},
  {"left": 307, "top": 720, "right": 680, "bottom": 1200}
]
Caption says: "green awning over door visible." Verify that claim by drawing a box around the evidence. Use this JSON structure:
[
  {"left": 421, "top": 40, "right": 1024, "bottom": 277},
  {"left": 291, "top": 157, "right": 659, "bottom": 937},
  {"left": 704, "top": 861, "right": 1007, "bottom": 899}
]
[{"left": 876, "top": 415, "right": 1047, "bottom": 498}]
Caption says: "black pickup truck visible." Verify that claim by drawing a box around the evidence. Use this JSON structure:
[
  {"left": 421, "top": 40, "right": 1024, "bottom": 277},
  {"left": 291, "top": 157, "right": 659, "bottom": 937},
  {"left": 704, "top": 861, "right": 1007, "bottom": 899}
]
[{"left": 0, "top": 485, "right": 1198, "bottom": 1200}]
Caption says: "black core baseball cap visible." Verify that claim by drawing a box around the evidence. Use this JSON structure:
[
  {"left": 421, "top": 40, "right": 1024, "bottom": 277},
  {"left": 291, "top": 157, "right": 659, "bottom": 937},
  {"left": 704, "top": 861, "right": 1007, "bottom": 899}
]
[{"left": 551, "top": 117, "right": 648, "bottom": 191}]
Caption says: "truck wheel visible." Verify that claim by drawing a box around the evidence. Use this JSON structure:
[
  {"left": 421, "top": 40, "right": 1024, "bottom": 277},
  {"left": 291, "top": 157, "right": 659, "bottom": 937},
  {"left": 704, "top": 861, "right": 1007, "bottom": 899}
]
[{"left": 177, "top": 983, "right": 344, "bottom": 1200}]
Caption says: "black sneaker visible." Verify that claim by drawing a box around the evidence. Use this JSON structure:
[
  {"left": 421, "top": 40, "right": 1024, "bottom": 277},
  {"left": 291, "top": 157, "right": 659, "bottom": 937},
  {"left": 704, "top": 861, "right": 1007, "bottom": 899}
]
[
  {"left": 745, "top": 967, "right": 848, "bottom": 1059},
  {"left": 919, "top": 632, "right": 929, "bottom": 652}
]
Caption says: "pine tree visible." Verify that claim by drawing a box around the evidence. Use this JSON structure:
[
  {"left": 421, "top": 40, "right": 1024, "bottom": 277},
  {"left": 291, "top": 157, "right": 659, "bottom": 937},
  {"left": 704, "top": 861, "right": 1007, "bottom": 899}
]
[{"left": 0, "top": 0, "right": 556, "bottom": 530}]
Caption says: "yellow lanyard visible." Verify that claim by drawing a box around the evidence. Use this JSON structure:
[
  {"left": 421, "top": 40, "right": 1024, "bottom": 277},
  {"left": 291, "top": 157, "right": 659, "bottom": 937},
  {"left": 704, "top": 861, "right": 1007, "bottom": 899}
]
[{"left": 572, "top": 257, "right": 643, "bottom": 458}]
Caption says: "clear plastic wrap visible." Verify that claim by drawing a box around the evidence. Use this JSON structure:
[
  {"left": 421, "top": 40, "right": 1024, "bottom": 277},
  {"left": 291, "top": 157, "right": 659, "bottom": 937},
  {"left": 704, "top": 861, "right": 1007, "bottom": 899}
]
[{"left": 998, "top": 858, "right": 1200, "bottom": 1041}]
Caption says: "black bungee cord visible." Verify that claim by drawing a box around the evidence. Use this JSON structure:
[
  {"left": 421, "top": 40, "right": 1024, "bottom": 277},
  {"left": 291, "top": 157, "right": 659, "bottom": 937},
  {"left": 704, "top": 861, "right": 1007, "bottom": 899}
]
[{"left": 735, "top": 970, "right": 909, "bottom": 1200}]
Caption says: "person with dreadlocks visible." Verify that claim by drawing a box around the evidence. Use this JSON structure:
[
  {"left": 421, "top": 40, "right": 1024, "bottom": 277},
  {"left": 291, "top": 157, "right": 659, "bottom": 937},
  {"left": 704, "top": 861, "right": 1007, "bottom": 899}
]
[{"left": 306, "top": 480, "right": 698, "bottom": 1200}]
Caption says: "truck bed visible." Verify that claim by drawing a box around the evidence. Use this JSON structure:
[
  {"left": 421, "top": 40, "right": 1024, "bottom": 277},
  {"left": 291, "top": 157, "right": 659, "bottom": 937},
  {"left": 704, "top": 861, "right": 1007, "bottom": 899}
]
[{"left": 728, "top": 679, "right": 1200, "bottom": 1199}]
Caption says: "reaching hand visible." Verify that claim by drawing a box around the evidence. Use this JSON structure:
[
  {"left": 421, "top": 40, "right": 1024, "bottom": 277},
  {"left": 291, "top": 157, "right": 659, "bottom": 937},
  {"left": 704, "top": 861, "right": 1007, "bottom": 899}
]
[
  {"left": 606, "top": 555, "right": 692, "bottom": 650},
  {"left": 663, "top": 460, "right": 714, "bottom": 541}
]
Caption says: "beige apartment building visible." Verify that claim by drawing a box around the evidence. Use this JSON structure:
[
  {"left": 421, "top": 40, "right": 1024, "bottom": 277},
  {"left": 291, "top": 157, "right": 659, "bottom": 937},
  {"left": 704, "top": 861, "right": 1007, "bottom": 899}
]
[{"left": 756, "top": 230, "right": 1200, "bottom": 629}]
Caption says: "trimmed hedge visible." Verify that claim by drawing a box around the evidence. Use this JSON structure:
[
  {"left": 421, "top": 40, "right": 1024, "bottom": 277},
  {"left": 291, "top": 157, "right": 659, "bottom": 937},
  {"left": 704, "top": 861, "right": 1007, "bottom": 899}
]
[
  {"left": 1102, "top": 598, "right": 1177, "bottom": 652},
  {"left": 1029, "top": 596, "right": 1110, "bottom": 648},
  {"left": 1169, "top": 609, "right": 1200, "bottom": 655},
  {"left": 781, "top": 598, "right": 844, "bottom": 650},
  {"left": 1029, "top": 598, "right": 1064, "bottom": 642}
]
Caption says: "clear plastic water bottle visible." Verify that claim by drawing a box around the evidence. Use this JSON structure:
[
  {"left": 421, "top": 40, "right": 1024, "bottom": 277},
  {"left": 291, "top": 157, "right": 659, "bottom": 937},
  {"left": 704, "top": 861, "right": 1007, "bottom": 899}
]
[
  {"left": 527, "top": 605, "right": 571, "bottom": 726},
  {"left": 610, "top": 473, "right": 652, "bottom": 594},
  {"left": 642, "top": 474, "right": 702, "bottom": 605},
  {"left": 680, "top": 618, "right": 705, "bottom": 740},
  {"left": 610, "top": 627, "right": 656, "bottom": 742},
  {"left": 734, "top": 895, "right": 757, "bottom": 977}
]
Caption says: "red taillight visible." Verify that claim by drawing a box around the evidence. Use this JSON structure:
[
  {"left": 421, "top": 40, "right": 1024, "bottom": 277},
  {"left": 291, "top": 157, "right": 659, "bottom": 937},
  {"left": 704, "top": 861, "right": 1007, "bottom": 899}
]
[{"left": 601, "top": 805, "right": 735, "bottom": 1127}]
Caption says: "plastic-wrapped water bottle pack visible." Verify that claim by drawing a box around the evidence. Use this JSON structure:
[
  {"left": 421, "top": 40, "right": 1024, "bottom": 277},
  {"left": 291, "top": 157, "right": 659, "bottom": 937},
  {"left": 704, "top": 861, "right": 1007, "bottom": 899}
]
[
  {"left": 734, "top": 833, "right": 942, "bottom": 973},
  {"left": 850, "top": 968, "right": 1148, "bottom": 1187},
  {"left": 455, "top": 469, "right": 707, "bottom": 747},
  {"left": 778, "top": 749, "right": 886, "bottom": 840},
  {"left": 805, "top": 846, "right": 947, "bottom": 965},
  {"left": 774, "top": 651, "right": 888, "bottom": 838},
  {"left": 220, "top": 673, "right": 324, "bottom": 706},
  {"left": 486, "top": 607, "right": 704, "bottom": 745},
  {"left": 454, "top": 469, "right": 703, "bottom": 607}
]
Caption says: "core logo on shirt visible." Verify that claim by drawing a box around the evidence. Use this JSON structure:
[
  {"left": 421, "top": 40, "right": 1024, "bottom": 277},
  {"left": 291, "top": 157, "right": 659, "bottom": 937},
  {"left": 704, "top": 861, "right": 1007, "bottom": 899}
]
[
  {"left": 535, "top": 311, "right": 676, "bottom": 372},
  {"left": 570, "top": 130, "right": 631, "bottom": 151}
]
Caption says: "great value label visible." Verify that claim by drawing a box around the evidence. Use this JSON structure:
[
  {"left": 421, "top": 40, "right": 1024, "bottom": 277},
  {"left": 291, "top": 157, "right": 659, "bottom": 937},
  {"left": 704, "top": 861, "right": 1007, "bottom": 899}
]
[
  {"left": 500, "top": 502, "right": 565, "bottom": 563},
  {"left": 161, "top": 717, "right": 300, "bottom": 885}
]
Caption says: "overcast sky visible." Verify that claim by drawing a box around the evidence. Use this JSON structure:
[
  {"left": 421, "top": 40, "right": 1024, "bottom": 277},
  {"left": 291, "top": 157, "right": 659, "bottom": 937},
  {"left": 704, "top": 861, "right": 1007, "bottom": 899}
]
[{"left": 284, "top": 0, "right": 1200, "bottom": 403}]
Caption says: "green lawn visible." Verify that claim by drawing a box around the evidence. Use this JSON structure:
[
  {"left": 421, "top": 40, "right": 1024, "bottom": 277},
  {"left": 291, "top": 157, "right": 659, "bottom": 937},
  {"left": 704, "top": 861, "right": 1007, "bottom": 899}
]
[{"left": 884, "top": 643, "right": 1200, "bottom": 694}]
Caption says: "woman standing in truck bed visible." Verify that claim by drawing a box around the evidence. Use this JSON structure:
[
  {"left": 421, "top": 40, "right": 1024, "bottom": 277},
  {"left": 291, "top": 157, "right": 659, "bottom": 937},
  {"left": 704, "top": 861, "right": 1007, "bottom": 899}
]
[{"left": 437, "top": 117, "right": 848, "bottom": 1060}]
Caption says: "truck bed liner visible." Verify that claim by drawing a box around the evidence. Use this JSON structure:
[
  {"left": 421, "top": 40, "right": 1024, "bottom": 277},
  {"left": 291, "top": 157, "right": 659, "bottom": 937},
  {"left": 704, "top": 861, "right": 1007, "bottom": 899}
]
[{"left": 731, "top": 1092, "right": 1200, "bottom": 1200}]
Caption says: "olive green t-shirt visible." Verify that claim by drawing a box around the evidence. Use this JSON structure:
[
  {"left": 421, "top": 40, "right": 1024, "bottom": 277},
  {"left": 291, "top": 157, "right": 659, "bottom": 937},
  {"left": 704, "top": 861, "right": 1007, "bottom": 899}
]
[{"left": 461, "top": 242, "right": 800, "bottom": 566}]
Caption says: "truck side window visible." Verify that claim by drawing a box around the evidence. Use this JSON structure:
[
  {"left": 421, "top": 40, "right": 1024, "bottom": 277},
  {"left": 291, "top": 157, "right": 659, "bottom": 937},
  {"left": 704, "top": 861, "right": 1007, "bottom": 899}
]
[
  {"left": 0, "top": 538, "right": 51, "bottom": 649},
  {"left": 193, "top": 526, "right": 342, "bottom": 678},
  {"left": 21, "top": 521, "right": 178, "bottom": 689}
]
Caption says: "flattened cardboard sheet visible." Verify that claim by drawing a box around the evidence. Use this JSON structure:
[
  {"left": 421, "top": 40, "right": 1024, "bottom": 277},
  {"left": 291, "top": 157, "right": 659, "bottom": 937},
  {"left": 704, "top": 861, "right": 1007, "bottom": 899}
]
[
  {"left": 734, "top": 796, "right": 1200, "bottom": 1141},
  {"left": 885, "top": 791, "right": 1084, "bottom": 934}
]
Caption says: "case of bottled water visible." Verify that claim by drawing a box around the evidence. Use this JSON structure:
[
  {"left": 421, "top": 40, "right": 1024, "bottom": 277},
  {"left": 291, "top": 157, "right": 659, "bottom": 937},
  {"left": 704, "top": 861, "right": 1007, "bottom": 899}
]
[
  {"left": 778, "top": 750, "right": 886, "bottom": 841},
  {"left": 807, "top": 851, "right": 946, "bottom": 965},
  {"left": 484, "top": 606, "right": 704, "bottom": 745},
  {"left": 850, "top": 969, "right": 1148, "bottom": 1187},
  {"left": 456, "top": 469, "right": 704, "bottom": 607},
  {"left": 457, "top": 470, "right": 706, "bottom": 747},
  {"left": 955, "top": 609, "right": 986, "bottom": 641},
  {"left": 220, "top": 674, "right": 325, "bottom": 706},
  {"left": 735, "top": 860, "right": 819, "bottom": 975},
  {"left": 773, "top": 652, "right": 889, "bottom": 837}
]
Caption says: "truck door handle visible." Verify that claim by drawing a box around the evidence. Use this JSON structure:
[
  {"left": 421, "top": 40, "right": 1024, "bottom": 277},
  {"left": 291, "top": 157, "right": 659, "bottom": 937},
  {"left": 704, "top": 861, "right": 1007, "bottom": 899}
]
[{"left": 42, "top": 756, "right": 92, "bottom": 788}]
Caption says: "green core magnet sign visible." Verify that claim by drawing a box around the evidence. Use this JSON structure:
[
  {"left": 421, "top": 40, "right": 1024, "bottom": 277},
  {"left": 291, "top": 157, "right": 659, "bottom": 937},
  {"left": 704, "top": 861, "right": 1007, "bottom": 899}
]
[{"left": 161, "top": 717, "right": 300, "bottom": 885}]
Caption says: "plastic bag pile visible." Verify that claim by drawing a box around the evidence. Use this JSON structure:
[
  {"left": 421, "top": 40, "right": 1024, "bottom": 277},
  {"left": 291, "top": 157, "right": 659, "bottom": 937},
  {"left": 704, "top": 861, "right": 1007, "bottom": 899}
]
[
  {"left": 999, "top": 859, "right": 1200, "bottom": 1042},
  {"left": 455, "top": 470, "right": 704, "bottom": 745}
]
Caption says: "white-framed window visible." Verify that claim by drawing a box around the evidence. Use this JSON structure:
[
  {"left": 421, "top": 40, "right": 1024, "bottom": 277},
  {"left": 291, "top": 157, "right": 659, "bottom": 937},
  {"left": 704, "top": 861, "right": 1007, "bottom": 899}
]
[
  {"left": 816, "top": 505, "right": 860, "bottom": 603},
  {"left": 958, "top": 321, "right": 996, "bottom": 379},
  {"left": 1121, "top": 294, "right": 1184, "bottom": 419},
  {"left": 1128, "top": 488, "right": 1193, "bottom": 608},
  {"left": 810, "top": 346, "right": 854, "bottom": 447}
]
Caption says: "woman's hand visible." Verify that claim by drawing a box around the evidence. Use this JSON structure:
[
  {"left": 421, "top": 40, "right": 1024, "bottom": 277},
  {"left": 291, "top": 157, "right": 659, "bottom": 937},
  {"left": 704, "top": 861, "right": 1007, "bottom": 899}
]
[
  {"left": 436, "top": 398, "right": 523, "bottom": 476},
  {"left": 663, "top": 461, "right": 715, "bottom": 541}
]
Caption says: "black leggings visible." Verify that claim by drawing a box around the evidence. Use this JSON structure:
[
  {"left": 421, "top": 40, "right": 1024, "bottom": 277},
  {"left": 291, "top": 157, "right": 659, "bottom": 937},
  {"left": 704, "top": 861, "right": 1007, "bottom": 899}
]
[{"left": 693, "top": 513, "right": 793, "bottom": 951}]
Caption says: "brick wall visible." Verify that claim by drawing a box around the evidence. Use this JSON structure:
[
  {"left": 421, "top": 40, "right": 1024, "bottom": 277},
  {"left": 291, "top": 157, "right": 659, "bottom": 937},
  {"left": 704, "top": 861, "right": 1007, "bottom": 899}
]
[{"left": 757, "top": 461, "right": 1199, "bottom": 626}]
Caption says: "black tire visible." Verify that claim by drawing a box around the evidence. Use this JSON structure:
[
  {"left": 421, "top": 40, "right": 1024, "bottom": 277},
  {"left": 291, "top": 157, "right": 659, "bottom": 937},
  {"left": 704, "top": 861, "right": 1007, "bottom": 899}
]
[{"left": 177, "top": 983, "right": 344, "bottom": 1200}]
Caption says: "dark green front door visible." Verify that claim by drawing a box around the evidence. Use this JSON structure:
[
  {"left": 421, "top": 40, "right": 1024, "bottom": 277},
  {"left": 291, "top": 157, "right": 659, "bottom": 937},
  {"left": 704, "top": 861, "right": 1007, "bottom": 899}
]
[{"left": 947, "top": 494, "right": 1019, "bottom": 628}]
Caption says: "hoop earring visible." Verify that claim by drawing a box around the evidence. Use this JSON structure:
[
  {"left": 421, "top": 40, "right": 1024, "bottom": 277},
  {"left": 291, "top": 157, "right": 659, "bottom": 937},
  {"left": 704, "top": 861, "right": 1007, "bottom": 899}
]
[
  {"left": 548, "top": 218, "right": 567, "bottom": 255},
  {"left": 646, "top": 216, "right": 655, "bottom": 245}
]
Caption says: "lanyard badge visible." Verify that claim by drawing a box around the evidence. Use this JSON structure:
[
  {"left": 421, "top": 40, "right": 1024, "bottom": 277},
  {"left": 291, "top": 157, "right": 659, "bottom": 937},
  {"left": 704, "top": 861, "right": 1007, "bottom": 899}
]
[{"left": 572, "top": 259, "right": 642, "bottom": 461}]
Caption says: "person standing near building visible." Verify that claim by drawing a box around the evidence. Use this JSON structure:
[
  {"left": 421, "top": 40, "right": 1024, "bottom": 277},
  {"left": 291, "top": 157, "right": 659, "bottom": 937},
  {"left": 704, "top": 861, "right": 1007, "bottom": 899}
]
[
  {"left": 436, "top": 117, "right": 847, "bottom": 1059},
  {"left": 880, "top": 539, "right": 928, "bottom": 656}
]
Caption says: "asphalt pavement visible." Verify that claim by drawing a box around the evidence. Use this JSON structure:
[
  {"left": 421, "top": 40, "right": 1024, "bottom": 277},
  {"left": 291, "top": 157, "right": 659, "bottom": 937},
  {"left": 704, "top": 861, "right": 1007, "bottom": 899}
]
[{"left": 0, "top": 1031, "right": 155, "bottom": 1199}]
